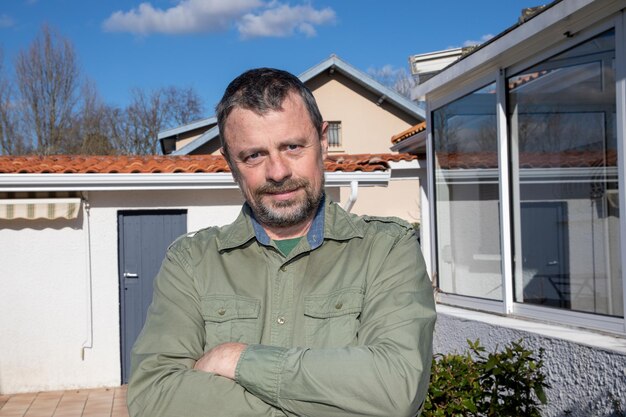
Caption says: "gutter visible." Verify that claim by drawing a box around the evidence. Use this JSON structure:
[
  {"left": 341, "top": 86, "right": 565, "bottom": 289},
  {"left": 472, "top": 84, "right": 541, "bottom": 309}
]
[
  {"left": 0, "top": 171, "right": 390, "bottom": 192},
  {"left": 343, "top": 180, "right": 359, "bottom": 212}
]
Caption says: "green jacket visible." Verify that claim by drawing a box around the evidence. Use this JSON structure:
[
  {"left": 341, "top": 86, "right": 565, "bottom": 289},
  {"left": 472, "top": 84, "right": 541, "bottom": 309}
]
[{"left": 128, "top": 196, "right": 436, "bottom": 417}]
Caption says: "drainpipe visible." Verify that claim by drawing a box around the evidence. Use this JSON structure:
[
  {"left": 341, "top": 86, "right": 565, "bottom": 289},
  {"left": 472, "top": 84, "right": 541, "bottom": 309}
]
[
  {"left": 81, "top": 192, "right": 94, "bottom": 360},
  {"left": 343, "top": 180, "right": 359, "bottom": 212}
]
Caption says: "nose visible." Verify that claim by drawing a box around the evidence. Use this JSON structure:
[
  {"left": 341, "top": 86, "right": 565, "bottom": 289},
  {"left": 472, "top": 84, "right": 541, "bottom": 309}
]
[{"left": 266, "top": 153, "right": 291, "bottom": 183}]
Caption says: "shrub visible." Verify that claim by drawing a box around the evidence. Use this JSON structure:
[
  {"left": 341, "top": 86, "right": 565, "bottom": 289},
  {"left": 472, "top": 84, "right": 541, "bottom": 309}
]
[{"left": 424, "top": 339, "right": 549, "bottom": 417}]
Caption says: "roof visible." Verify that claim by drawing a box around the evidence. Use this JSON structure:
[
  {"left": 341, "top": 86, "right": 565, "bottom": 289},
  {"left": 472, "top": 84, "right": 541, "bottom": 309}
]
[
  {"left": 158, "top": 117, "right": 218, "bottom": 155},
  {"left": 412, "top": 0, "right": 582, "bottom": 99},
  {"left": 157, "top": 116, "right": 217, "bottom": 141},
  {"left": 170, "top": 54, "right": 425, "bottom": 156},
  {"left": 0, "top": 153, "right": 416, "bottom": 174},
  {"left": 299, "top": 54, "right": 425, "bottom": 120},
  {"left": 391, "top": 122, "right": 426, "bottom": 145}
]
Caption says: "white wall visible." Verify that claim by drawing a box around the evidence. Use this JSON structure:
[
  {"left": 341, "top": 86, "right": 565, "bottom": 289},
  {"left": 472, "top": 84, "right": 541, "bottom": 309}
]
[{"left": 0, "top": 189, "right": 244, "bottom": 394}]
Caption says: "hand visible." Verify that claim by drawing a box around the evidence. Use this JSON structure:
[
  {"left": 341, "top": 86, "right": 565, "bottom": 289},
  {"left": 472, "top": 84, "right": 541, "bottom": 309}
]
[{"left": 194, "top": 342, "right": 247, "bottom": 380}]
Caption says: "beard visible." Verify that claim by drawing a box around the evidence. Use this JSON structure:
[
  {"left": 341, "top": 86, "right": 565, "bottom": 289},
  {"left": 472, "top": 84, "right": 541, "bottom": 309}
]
[{"left": 249, "top": 175, "right": 324, "bottom": 229}]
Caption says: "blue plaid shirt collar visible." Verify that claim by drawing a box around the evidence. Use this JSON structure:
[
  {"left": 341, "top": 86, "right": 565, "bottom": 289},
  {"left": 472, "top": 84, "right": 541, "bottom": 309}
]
[{"left": 250, "top": 194, "right": 326, "bottom": 250}]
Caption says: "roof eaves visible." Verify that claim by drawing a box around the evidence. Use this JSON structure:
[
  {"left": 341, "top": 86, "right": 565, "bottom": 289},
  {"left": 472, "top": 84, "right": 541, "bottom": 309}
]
[
  {"left": 299, "top": 55, "right": 425, "bottom": 120},
  {"left": 412, "top": 0, "right": 568, "bottom": 99},
  {"left": 390, "top": 130, "right": 427, "bottom": 154},
  {"left": 157, "top": 116, "right": 217, "bottom": 140},
  {"left": 171, "top": 125, "right": 220, "bottom": 155}
]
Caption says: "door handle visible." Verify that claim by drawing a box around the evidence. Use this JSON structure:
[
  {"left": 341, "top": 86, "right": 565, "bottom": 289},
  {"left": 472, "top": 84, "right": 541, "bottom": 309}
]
[
  {"left": 124, "top": 272, "right": 139, "bottom": 278},
  {"left": 547, "top": 261, "right": 558, "bottom": 266}
]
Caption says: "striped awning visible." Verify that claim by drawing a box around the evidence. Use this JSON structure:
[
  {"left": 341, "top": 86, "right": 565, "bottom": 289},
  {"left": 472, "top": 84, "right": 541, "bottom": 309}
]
[{"left": 0, "top": 198, "right": 81, "bottom": 220}]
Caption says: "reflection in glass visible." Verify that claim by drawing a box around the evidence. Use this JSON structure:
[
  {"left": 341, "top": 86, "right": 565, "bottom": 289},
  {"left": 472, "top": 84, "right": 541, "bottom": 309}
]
[
  {"left": 509, "top": 29, "right": 622, "bottom": 317},
  {"left": 433, "top": 83, "right": 502, "bottom": 300}
]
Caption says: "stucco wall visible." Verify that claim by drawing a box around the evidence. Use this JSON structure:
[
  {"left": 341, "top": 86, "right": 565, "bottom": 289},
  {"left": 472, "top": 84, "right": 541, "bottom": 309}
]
[
  {"left": 310, "top": 72, "right": 417, "bottom": 154},
  {"left": 0, "top": 189, "right": 244, "bottom": 394},
  {"left": 434, "top": 311, "right": 626, "bottom": 417},
  {"left": 343, "top": 179, "right": 421, "bottom": 223}
]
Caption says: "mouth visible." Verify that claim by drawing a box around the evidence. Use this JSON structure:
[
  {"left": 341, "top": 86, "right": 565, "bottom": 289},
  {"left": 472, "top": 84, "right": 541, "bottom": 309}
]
[{"left": 265, "top": 187, "right": 301, "bottom": 201}]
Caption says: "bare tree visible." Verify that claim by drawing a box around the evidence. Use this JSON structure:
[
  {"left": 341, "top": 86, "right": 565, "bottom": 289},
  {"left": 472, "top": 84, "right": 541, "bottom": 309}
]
[
  {"left": 61, "top": 80, "right": 117, "bottom": 155},
  {"left": 119, "top": 86, "right": 204, "bottom": 154},
  {"left": 7, "top": 25, "right": 204, "bottom": 156},
  {"left": 15, "top": 25, "right": 80, "bottom": 154},
  {"left": 368, "top": 66, "right": 417, "bottom": 99},
  {"left": 0, "top": 49, "right": 29, "bottom": 155},
  {"left": 163, "top": 86, "right": 204, "bottom": 126}
]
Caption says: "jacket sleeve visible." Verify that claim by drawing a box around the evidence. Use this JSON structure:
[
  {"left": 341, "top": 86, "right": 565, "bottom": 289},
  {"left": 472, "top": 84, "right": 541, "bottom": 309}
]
[
  {"left": 234, "top": 227, "right": 437, "bottom": 417},
  {"left": 126, "top": 245, "right": 276, "bottom": 417}
]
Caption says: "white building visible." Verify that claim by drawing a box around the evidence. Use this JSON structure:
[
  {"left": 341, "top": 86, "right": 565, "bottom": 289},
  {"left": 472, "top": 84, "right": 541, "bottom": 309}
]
[{"left": 406, "top": 0, "right": 626, "bottom": 415}]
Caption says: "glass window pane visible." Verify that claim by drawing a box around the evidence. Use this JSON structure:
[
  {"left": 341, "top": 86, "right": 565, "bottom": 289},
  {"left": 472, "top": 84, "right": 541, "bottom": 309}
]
[
  {"left": 433, "top": 82, "right": 502, "bottom": 300},
  {"left": 508, "top": 29, "right": 622, "bottom": 317},
  {"left": 327, "top": 121, "right": 341, "bottom": 147}
]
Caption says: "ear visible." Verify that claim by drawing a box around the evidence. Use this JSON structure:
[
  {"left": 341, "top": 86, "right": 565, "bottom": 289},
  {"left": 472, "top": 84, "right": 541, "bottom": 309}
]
[{"left": 320, "top": 121, "right": 329, "bottom": 159}]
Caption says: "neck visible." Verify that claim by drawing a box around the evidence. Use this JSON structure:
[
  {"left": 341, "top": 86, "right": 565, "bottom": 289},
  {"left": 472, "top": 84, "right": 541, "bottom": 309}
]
[{"left": 263, "top": 215, "right": 314, "bottom": 240}]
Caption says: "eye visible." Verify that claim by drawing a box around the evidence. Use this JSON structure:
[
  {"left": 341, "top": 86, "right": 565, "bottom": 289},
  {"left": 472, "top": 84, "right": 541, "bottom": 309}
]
[
  {"left": 244, "top": 152, "right": 261, "bottom": 162},
  {"left": 286, "top": 144, "right": 301, "bottom": 151}
]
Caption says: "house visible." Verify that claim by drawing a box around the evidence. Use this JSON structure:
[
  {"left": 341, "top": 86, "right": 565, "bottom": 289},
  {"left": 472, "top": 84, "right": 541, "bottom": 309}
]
[
  {"left": 409, "top": 0, "right": 626, "bottom": 415},
  {"left": 0, "top": 153, "right": 404, "bottom": 393},
  {"left": 159, "top": 54, "right": 426, "bottom": 224}
]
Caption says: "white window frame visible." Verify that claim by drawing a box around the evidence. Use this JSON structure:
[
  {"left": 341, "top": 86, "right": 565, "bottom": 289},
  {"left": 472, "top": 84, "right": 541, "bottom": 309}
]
[
  {"left": 326, "top": 121, "right": 342, "bottom": 149},
  {"left": 430, "top": 13, "right": 626, "bottom": 335}
]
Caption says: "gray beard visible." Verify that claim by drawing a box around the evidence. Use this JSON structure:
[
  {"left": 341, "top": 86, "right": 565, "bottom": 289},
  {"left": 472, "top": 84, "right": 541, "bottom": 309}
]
[{"left": 251, "top": 176, "right": 324, "bottom": 228}]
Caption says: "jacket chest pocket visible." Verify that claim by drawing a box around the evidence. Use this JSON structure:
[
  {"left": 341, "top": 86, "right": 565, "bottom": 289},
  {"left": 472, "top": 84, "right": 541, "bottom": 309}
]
[
  {"left": 201, "top": 295, "right": 261, "bottom": 350},
  {"left": 304, "top": 287, "right": 364, "bottom": 348}
]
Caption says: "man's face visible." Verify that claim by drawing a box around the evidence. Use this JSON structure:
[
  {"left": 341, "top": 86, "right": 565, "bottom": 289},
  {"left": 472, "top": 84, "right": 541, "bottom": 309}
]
[{"left": 223, "top": 92, "right": 328, "bottom": 231}]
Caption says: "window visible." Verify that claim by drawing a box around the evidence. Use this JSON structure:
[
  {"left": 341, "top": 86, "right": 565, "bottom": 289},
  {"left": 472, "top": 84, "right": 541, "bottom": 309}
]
[
  {"left": 326, "top": 121, "right": 342, "bottom": 148},
  {"left": 508, "top": 29, "right": 621, "bottom": 317},
  {"left": 433, "top": 82, "right": 503, "bottom": 300}
]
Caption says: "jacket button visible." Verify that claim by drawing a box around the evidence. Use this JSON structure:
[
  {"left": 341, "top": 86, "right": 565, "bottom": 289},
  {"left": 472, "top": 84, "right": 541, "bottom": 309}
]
[
  {"left": 277, "top": 316, "right": 286, "bottom": 325},
  {"left": 217, "top": 308, "right": 226, "bottom": 316},
  {"left": 280, "top": 266, "right": 287, "bottom": 272},
  {"left": 335, "top": 302, "right": 343, "bottom": 310}
]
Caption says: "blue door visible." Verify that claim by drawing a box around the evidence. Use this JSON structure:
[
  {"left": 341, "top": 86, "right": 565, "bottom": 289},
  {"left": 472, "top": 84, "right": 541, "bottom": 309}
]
[
  {"left": 520, "top": 202, "right": 570, "bottom": 308},
  {"left": 118, "top": 210, "right": 187, "bottom": 384}
]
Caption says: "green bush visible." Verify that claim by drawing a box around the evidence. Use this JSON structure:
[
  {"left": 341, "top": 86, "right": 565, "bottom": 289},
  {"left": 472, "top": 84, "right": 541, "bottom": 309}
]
[{"left": 424, "top": 339, "right": 549, "bottom": 417}]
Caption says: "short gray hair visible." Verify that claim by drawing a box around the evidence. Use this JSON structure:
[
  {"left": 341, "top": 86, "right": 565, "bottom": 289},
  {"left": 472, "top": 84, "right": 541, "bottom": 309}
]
[{"left": 216, "top": 68, "right": 323, "bottom": 158}]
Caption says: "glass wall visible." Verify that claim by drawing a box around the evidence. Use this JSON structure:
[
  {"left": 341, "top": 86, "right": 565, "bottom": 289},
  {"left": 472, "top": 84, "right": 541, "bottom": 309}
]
[
  {"left": 508, "top": 29, "right": 622, "bottom": 317},
  {"left": 433, "top": 83, "right": 503, "bottom": 300}
]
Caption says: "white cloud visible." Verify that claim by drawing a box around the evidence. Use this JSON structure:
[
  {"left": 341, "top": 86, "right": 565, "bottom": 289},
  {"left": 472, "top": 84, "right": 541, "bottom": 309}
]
[
  {"left": 0, "top": 14, "right": 15, "bottom": 28},
  {"left": 462, "top": 33, "right": 494, "bottom": 47},
  {"left": 237, "top": 3, "right": 335, "bottom": 39},
  {"left": 102, "top": 0, "right": 336, "bottom": 39},
  {"left": 102, "top": 0, "right": 263, "bottom": 35}
]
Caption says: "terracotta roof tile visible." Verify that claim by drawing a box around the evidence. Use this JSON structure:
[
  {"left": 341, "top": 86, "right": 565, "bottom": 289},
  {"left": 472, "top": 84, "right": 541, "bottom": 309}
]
[
  {"left": 435, "top": 150, "right": 617, "bottom": 169},
  {"left": 326, "top": 153, "right": 417, "bottom": 172},
  {"left": 0, "top": 155, "right": 231, "bottom": 174},
  {"left": 391, "top": 122, "right": 427, "bottom": 144},
  {"left": 0, "top": 153, "right": 416, "bottom": 175}
]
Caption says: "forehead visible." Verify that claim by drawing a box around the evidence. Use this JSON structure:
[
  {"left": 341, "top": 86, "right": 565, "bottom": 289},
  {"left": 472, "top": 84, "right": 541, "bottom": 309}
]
[{"left": 223, "top": 93, "right": 316, "bottom": 147}]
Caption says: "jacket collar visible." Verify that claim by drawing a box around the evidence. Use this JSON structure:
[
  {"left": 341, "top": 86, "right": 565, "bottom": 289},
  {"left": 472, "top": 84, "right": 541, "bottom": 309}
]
[{"left": 216, "top": 193, "right": 363, "bottom": 251}]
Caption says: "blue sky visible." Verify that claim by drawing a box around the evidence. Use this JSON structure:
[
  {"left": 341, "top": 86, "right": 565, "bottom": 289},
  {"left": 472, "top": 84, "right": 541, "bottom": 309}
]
[{"left": 1, "top": 0, "right": 536, "bottom": 113}]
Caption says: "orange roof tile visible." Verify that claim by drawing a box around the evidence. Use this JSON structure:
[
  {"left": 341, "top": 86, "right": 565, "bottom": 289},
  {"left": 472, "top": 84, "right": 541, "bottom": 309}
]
[
  {"left": 391, "top": 122, "right": 426, "bottom": 145},
  {"left": 435, "top": 150, "right": 617, "bottom": 169},
  {"left": 0, "top": 153, "right": 416, "bottom": 174},
  {"left": 325, "top": 153, "right": 417, "bottom": 172}
]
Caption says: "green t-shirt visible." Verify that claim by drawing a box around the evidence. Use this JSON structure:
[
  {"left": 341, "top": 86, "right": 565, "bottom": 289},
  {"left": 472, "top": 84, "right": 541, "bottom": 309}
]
[{"left": 273, "top": 237, "right": 303, "bottom": 256}]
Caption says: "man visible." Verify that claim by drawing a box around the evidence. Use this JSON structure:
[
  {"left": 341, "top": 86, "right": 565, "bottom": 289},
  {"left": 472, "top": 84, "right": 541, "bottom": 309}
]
[{"left": 128, "top": 68, "right": 436, "bottom": 417}]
